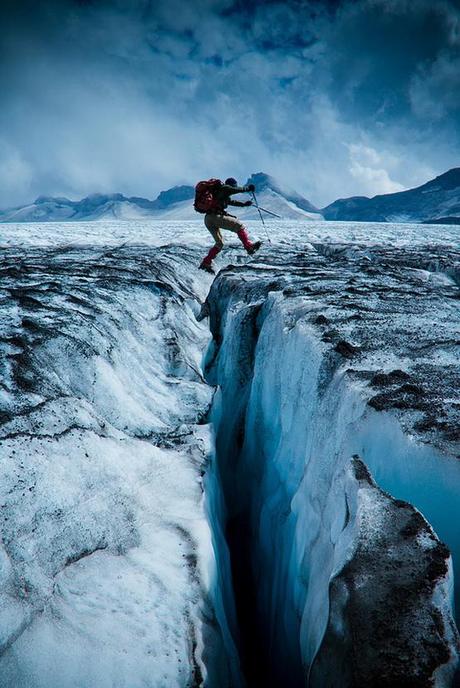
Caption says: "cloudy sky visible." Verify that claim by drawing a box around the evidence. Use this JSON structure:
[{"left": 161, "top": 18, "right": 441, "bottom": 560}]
[{"left": 0, "top": 0, "right": 459, "bottom": 208}]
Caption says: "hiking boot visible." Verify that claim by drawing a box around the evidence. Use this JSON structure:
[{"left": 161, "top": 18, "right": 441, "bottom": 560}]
[
  {"left": 199, "top": 262, "right": 215, "bottom": 274},
  {"left": 247, "top": 241, "right": 262, "bottom": 256}
]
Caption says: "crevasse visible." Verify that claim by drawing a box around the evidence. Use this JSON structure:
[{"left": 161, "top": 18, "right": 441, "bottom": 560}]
[
  {"left": 204, "top": 281, "right": 460, "bottom": 686},
  {"left": 1, "top": 237, "right": 459, "bottom": 687}
]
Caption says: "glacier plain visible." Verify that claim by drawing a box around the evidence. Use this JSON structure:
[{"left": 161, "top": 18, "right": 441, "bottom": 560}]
[{"left": 0, "top": 218, "right": 459, "bottom": 687}]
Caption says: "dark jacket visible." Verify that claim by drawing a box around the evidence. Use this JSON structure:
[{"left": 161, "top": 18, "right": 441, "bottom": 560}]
[{"left": 213, "top": 184, "right": 251, "bottom": 212}]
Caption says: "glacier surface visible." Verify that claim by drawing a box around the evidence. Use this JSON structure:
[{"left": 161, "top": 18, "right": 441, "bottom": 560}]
[
  {"left": 0, "top": 241, "right": 240, "bottom": 687},
  {"left": 0, "top": 218, "right": 459, "bottom": 686},
  {"left": 204, "top": 239, "right": 460, "bottom": 686}
]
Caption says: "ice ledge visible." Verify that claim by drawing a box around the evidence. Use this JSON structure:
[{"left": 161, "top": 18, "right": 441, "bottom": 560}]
[
  {"left": 204, "top": 243, "right": 460, "bottom": 685},
  {"left": 310, "top": 456, "right": 459, "bottom": 687},
  {"left": 0, "top": 244, "right": 235, "bottom": 687}
]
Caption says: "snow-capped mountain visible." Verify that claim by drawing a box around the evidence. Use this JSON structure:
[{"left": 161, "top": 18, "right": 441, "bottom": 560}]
[
  {"left": 0, "top": 187, "right": 196, "bottom": 223},
  {"left": 235, "top": 172, "right": 322, "bottom": 221},
  {"left": 0, "top": 173, "right": 321, "bottom": 223},
  {"left": 3, "top": 168, "right": 460, "bottom": 225},
  {"left": 322, "top": 167, "right": 460, "bottom": 223}
]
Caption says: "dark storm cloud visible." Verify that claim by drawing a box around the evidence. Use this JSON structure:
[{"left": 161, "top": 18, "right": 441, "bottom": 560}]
[
  {"left": 0, "top": 0, "right": 458, "bottom": 208},
  {"left": 322, "top": 0, "right": 460, "bottom": 131}
]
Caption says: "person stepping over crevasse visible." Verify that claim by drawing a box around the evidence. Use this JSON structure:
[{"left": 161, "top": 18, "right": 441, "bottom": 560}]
[{"left": 194, "top": 177, "right": 262, "bottom": 274}]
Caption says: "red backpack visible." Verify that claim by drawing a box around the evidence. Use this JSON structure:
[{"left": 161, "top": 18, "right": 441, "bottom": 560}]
[{"left": 194, "top": 179, "right": 222, "bottom": 214}]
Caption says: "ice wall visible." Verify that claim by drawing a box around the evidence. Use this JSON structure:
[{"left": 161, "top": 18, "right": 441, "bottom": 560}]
[
  {"left": 205, "top": 249, "right": 460, "bottom": 686},
  {"left": 1, "top": 226, "right": 459, "bottom": 687},
  {"left": 0, "top": 244, "right": 239, "bottom": 687}
]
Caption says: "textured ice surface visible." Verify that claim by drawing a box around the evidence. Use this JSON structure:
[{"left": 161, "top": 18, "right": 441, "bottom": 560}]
[
  {"left": 204, "top": 236, "right": 460, "bottom": 685},
  {"left": 0, "top": 242, "right": 239, "bottom": 687},
  {"left": 1, "top": 217, "right": 459, "bottom": 251},
  {"left": 1, "top": 219, "right": 459, "bottom": 686}
]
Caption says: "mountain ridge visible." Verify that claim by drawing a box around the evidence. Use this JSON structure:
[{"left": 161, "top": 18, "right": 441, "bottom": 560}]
[
  {"left": 0, "top": 173, "right": 320, "bottom": 223},
  {"left": 322, "top": 167, "right": 460, "bottom": 223},
  {"left": 1, "top": 168, "right": 459, "bottom": 224}
]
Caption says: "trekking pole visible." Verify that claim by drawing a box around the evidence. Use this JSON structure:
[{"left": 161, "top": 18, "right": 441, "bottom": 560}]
[
  {"left": 251, "top": 192, "right": 272, "bottom": 244},
  {"left": 256, "top": 205, "right": 281, "bottom": 219}
]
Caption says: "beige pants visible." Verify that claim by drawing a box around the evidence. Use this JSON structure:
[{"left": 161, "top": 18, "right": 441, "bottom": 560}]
[{"left": 204, "top": 213, "right": 244, "bottom": 247}]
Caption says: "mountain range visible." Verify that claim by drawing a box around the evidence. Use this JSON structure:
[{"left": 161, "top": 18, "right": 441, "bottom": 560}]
[
  {"left": 1, "top": 169, "right": 459, "bottom": 224},
  {"left": 322, "top": 167, "right": 460, "bottom": 224}
]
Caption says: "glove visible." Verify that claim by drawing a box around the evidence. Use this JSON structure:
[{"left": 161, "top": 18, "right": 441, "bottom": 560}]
[
  {"left": 246, "top": 183, "right": 255, "bottom": 192},
  {"left": 243, "top": 200, "right": 252, "bottom": 206}
]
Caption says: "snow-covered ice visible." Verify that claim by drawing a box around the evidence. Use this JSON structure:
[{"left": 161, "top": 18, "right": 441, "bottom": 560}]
[
  {"left": 1, "top": 217, "right": 459, "bottom": 251},
  {"left": 0, "top": 241, "right": 239, "bottom": 687},
  {"left": 204, "top": 229, "right": 460, "bottom": 685},
  {"left": 0, "top": 218, "right": 459, "bottom": 686}
]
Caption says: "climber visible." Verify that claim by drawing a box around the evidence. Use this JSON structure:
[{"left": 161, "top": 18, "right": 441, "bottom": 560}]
[{"left": 194, "top": 177, "right": 262, "bottom": 274}]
